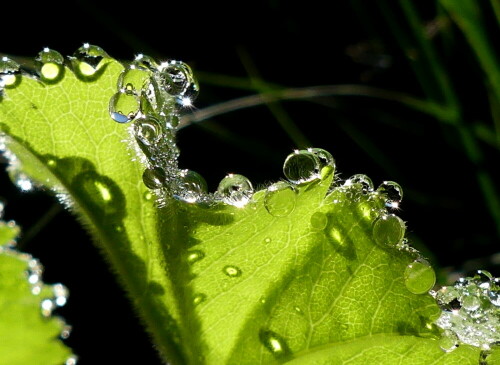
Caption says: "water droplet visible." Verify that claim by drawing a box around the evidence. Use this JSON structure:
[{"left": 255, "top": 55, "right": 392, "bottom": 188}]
[
  {"left": 193, "top": 293, "right": 206, "bottom": 306},
  {"left": 372, "top": 214, "right": 405, "bottom": 246},
  {"left": 53, "top": 283, "right": 69, "bottom": 306},
  {"left": 176, "top": 170, "right": 208, "bottom": 203},
  {"left": 109, "top": 91, "right": 140, "bottom": 123},
  {"left": 439, "top": 330, "right": 459, "bottom": 352},
  {"left": 0, "top": 56, "right": 21, "bottom": 90},
  {"left": 143, "top": 191, "right": 153, "bottom": 201},
  {"left": 259, "top": 329, "right": 291, "bottom": 359},
  {"left": 377, "top": 181, "right": 403, "bottom": 209},
  {"left": 71, "top": 43, "right": 109, "bottom": 79},
  {"left": 264, "top": 181, "right": 297, "bottom": 217},
  {"left": 217, "top": 173, "right": 254, "bottom": 207},
  {"left": 344, "top": 174, "right": 374, "bottom": 194},
  {"left": 283, "top": 150, "right": 320, "bottom": 184},
  {"left": 404, "top": 259, "right": 436, "bottom": 294},
  {"left": 187, "top": 250, "right": 205, "bottom": 264},
  {"left": 117, "top": 65, "right": 151, "bottom": 95},
  {"left": 133, "top": 54, "right": 159, "bottom": 72},
  {"left": 157, "top": 60, "right": 198, "bottom": 97},
  {"left": 264, "top": 237, "right": 271, "bottom": 244},
  {"left": 35, "top": 48, "right": 64, "bottom": 83},
  {"left": 133, "top": 116, "right": 164, "bottom": 145},
  {"left": 294, "top": 306, "right": 303, "bottom": 315},
  {"left": 310, "top": 211, "right": 328, "bottom": 231},
  {"left": 65, "top": 355, "right": 78, "bottom": 365},
  {"left": 462, "top": 295, "right": 481, "bottom": 312},
  {"left": 142, "top": 167, "right": 166, "bottom": 189},
  {"left": 41, "top": 298, "right": 55, "bottom": 317},
  {"left": 307, "top": 148, "right": 335, "bottom": 179},
  {"left": 9, "top": 170, "right": 34, "bottom": 192},
  {"left": 223, "top": 265, "right": 242, "bottom": 278},
  {"left": 60, "top": 324, "right": 72, "bottom": 340}
]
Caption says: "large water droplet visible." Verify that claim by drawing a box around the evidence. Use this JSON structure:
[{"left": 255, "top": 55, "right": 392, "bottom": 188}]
[
  {"left": 133, "top": 54, "right": 159, "bottom": 72},
  {"left": 404, "top": 259, "right": 436, "bottom": 294},
  {"left": 0, "top": 56, "right": 21, "bottom": 90},
  {"left": 142, "top": 167, "right": 166, "bottom": 190},
  {"left": 117, "top": 65, "right": 151, "bottom": 95},
  {"left": 187, "top": 250, "right": 205, "bottom": 264},
  {"left": 264, "top": 181, "right": 297, "bottom": 217},
  {"left": 377, "top": 181, "right": 403, "bottom": 209},
  {"left": 71, "top": 43, "right": 109, "bottom": 79},
  {"left": 35, "top": 48, "right": 64, "bottom": 83},
  {"left": 134, "top": 116, "right": 164, "bottom": 145},
  {"left": 109, "top": 91, "right": 140, "bottom": 123},
  {"left": 307, "top": 148, "right": 335, "bottom": 179},
  {"left": 439, "top": 330, "right": 459, "bottom": 352},
  {"left": 157, "top": 60, "right": 197, "bottom": 97},
  {"left": 223, "top": 265, "right": 242, "bottom": 278},
  {"left": 344, "top": 174, "right": 374, "bottom": 194},
  {"left": 217, "top": 174, "right": 253, "bottom": 207},
  {"left": 259, "top": 329, "right": 291, "bottom": 359},
  {"left": 176, "top": 170, "right": 208, "bottom": 204},
  {"left": 283, "top": 150, "right": 321, "bottom": 185},
  {"left": 310, "top": 211, "right": 328, "bottom": 231},
  {"left": 372, "top": 214, "right": 405, "bottom": 246}
]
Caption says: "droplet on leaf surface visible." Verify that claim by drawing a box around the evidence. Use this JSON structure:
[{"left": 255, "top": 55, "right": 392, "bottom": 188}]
[
  {"left": 283, "top": 150, "right": 320, "bottom": 184},
  {"left": 372, "top": 214, "right": 405, "bottom": 246},
  {"left": 377, "top": 180, "right": 403, "bottom": 209},
  {"left": 310, "top": 211, "right": 328, "bottom": 231},
  {"left": 109, "top": 91, "right": 140, "bottom": 123},
  {"left": 72, "top": 43, "right": 109, "bottom": 79},
  {"left": 264, "top": 181, "right": 297, "bottom": 217},
  {"left": 217, "top": 174, "right": 253, "bottom": 207},
  {"left": 259, "top": 329, "right": 291, "bottom": 359},
  {"left": 0, "top": 56, "right": 21, "bottom": 90},
  {"left": 223, "top": 265, "right": 242, "bottom": 278},
  {"left": 35, "top": 48, "right": 64, "bottom": 82},
  {"left": 404, "top": 259, "right": 435, "bottom": 294}
]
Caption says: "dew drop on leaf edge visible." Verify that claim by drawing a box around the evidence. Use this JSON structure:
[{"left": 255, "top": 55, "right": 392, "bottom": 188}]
[
  {"left": 404, "top": 259, "right": 436, "bottom": 294},
  {"left": 283, "top": 149, "right": 321, "bottom": 185},
  {"left": 35, "top": 48, "right": 64, "bottom": 82},
  {"left": 71, "top": 43, "right": 109, "bottom": 79},
  {"left": 372, "top": 214, "right": 405, "bottom": 246},
  {"left": 217, "top": 173, "right": 253, "bottom": 208}
]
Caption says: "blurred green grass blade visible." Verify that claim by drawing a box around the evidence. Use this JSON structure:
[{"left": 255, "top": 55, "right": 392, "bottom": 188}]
[{"left": 440, "top": 0, "right": 500, "bottom": 104}]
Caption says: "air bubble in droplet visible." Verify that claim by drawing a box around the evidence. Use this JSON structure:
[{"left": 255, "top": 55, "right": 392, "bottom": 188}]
[
  {"left": 283, "top": 150, "right": 320, "bottom": 185},
  {"left": 439, "top": 330, "right": 459, "bottom": 352},
  {"left": 264, "top": 181, "right": 297, "bottom": 217},
  {"left": 142, "top": 167, "right": 166, "bottom": 190},
  {"left": 404, "top": 259, "right": 436, "bottom": 294},
  {"left": 193, "top": 293, "right": 206, "bottom": 306},
  {"left": 310, "top": 211, "right": 328, "bottom": 231},
  {"left": 259, "top": 329, "right": 291, "bottom": 359},
  {"left": 377, "top": 181, "right": 403, "bottom": 209},
  {"left": 187, "top": 250, "right": 205, "bottom": 264},
  {"left": 307, "top": 148, "right": 335, "bottom": 179},
  {"left": 35, "top": 48, "right": 64, "bottom": 82},
  {"left": 217, "top": 174, "right": 253, "bottom": 207},
  {"left": 344, "top": 174, "right": 374, "bottom": 194},
  {"left": 223, "top": 265, "right": 242, "bottom": 278},
  {"left": 0, "top": 56, "right": 21, "bottom": 90},
  {"left": 71, "top": 43, "right": 109, "bottom": 79},
  {"left": 117, "top": 66, "right": 151, "bottom": 94},
  {"left": 176, "top": 170, "right": 208, "bottom": 204},
  {"left": 372, "top": 214, "right": 405, "bottom": 246},
  {"left": 109, "top": 91, "right": 140, "bottom": 123}
]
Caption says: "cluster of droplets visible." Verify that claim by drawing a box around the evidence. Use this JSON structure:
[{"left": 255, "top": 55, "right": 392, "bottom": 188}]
[
  {"left": 432, "top": 270, "right": 500, "bottom": 353},
  {"left": 0, "top": 204, "right": 76, "bottom": 363}
]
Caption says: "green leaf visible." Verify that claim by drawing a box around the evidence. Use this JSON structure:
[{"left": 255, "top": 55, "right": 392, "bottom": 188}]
[
  {"left": 0, "top": 221, "right": 73, "bottom": 364},
  {"left": 0, "top": 51, "right": 483, "bottom": 364}
]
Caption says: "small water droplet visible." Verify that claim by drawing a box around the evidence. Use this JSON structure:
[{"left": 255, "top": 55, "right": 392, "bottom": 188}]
[
  {"left": 117, "top": 65, "right": 151, "bottom": 95},
  {"left": 143, "top": 191, "right": 153, "bottom": 201},
  {"left": 259, "top": 329, "right": 291, "bottom": 359},
  {"left": 176, "top": 170, "right": 208, "bottom": 203},
  {"left": 223, "top": 265, "right": 242, "bottom": 278},
  {"left": 404, "top": 259, "right": 436, "bottom": 294},
  {"left": 142, "top": 167, "right": 166, "bottom": 190},
  {"left": 41, "top": 298, "right": 55, "bottom": 317},
  {"left": 71, "top": 43, "right": 109, "bottom": 79},
  {"left": 294, "top": 306, "right": 303, "bottom": 315},
  {"left": 344, "top": 174, "right": 374, "bottom": 194},
  {"left": 0, "top": 56, "right": 21, "bottom": 90},
  {"left": 134, "top": 115, "right": 164, "bottom": 145},
  {"left": 187, "top": 250, "right": 205, "bottom": 264},
  {"left": 264, "top": 237, "right": 271, "bottom": 244},
  {"left": 193, "top": 293, "right": 206, "bottom": 306},
  {"left": 372, "top": 214, "right": 405, "bottom": 246},
  {"left": 9, "top": 170, "right": 34, "bottom": 192},
  {"left": 264, "top": 181, "right": 297, "bottom": 217},
  {"left": 283, "top": 150, "right": 320, "bottom": 184},
  {"left": 65, "top": 355, "right": 78, "bottom": 365},
  {"left": 35, "top": 48, "right": 64, "bottom": 83},
  {"left": 307, "top": 148, "right": 335, "bottom": 179},
  {"left": 310, "top": 211, "right": 328, "bottom": 231},
  {"left": 439, "top": 330, "right": 459, "bottom": 352},
  {"left": 217, "top": 173, "right": 253, "bottom": 207},
  {"left": 60, "top": 324, "right": 72, "bottom": 340},
  {"left": 109, "top": 91, "right": 140, "bottom": 123},
  {"left": 377, "top": 181, "right": 403, "bottom": 209}
]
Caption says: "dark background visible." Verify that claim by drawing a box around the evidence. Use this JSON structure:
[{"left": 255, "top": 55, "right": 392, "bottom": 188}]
[{"left": 1, "top": 1, "right": 499, "bottom": 363}]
